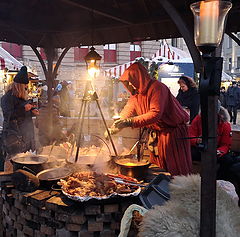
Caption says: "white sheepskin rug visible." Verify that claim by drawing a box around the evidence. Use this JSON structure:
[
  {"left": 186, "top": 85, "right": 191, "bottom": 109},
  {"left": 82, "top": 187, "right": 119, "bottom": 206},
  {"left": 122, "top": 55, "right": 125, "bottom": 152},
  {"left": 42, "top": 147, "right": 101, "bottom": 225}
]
[{"left": 139, "top": 175, "right": 240, "bottom": 237}]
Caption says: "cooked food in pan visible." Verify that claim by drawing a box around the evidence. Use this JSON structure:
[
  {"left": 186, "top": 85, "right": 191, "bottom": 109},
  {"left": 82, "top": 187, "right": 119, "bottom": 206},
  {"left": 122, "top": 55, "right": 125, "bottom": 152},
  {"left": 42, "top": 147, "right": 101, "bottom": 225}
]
[{"left": 59, "top": 171, "right": 139, "bottom": 197}]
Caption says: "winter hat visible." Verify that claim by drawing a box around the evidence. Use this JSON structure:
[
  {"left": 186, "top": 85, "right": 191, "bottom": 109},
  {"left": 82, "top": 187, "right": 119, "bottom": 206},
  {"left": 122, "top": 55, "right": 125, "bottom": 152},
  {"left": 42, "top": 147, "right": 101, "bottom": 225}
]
[{"left": 14, "top": 66, "right": 29, "bottom": 84}]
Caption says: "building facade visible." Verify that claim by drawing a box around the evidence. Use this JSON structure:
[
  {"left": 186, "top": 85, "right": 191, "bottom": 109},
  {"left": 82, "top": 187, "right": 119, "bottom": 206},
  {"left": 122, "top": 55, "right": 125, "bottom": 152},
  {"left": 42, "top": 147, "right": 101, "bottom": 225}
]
[
  {"left": 4, "top": 35, "right": 240, "bottom": 83},
  {"left": 0, "top": 38, "right": 188, "bottom": 84},
  {"left": 222, "top": 33, "right": 240, "bottom": 80}
]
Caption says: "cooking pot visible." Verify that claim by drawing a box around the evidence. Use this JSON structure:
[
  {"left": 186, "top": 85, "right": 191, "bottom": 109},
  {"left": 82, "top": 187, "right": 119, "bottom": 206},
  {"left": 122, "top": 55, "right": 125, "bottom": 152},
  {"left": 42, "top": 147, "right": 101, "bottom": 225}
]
[
  {"left": 11, "top": 154, "right": 49, "bottom": 174},
  {"left": 21, "top": 165, "right": 73, "bottom": 188},
  {"left": 112, "top": 155, "right": 150, "bottom": 180},
  {"left": 67, "top": 135, "right": 113, "bottom": 167},
  {"left": 36, "top": 166, "right": 73, "bottom": 188}
]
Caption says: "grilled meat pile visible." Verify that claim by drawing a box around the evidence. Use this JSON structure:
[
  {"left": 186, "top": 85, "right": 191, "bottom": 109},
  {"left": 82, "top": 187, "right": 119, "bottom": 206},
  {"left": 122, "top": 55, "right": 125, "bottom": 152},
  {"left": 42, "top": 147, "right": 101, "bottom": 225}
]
[{"left": 59, "top": 171, "right": 138, "bottom": 197}]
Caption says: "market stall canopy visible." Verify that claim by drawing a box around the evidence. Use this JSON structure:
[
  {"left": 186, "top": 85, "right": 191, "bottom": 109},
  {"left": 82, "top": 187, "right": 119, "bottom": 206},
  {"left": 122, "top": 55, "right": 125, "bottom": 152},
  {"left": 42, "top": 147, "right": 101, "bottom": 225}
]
[
  {"left": 151, "top": 41, "right": 190, "bottom": 60},
  {"left": 105, "top": 45, "right": 191, "bottom": 78},
  {"left": 0, "top": 0, "right": 239, "bottom": 48},
  {"left": 0, "top": 47, "right": 23, "bottom": 70},
  {"left": 222, "top": 71, "right": 232, "bottom": 81}
]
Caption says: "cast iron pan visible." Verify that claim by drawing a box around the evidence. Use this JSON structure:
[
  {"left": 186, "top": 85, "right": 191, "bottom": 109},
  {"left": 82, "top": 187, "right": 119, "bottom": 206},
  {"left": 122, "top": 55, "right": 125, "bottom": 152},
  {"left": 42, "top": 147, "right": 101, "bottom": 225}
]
[
  {"left": 21, "top": 166, "right": 73, "bottom": 188},
  {"left": 139, "top": 173, "right": 171, "bottom": 209},
  {"left": 36, "top": 166, "right": 73, "bottom": 188}
]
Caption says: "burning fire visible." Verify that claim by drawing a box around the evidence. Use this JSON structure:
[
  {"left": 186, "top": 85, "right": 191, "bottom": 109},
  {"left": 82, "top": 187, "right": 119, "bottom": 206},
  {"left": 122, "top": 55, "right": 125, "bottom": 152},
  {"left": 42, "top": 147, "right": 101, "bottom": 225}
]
[{"left": 112, "top": 114, "right": 120, "bottom": 120}]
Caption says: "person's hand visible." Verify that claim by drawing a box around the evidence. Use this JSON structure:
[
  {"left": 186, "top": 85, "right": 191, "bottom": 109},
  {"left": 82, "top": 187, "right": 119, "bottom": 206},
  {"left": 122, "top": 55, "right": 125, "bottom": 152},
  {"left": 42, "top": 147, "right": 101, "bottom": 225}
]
[
  {"left": 196, "top": 138, "right": 202, "bottom": 144},
  {"left": 104, "top": 127, "right": 120, "bottom": 140},
  {"left": 217, "top": 150, "right": 223, "bottom": 157},
  {"left": 31, "top": 109, "right": 39, "bottom": 116},
  {"left": 24, "top": 103, "right": 33, "bottom": 111},
  {"left": 114, "top": 118, "right": 133, "bottom": 129}
]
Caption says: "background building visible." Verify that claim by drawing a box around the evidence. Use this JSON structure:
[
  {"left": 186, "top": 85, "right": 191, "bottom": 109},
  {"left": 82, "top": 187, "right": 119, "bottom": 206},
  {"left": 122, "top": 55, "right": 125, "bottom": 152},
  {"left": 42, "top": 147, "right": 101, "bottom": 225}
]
[
  {"left": 0, "top": 38, "right": 188, "bottom": 83},
  {"left": 222, "top": 33, "right": 240, "bottom": 80}
]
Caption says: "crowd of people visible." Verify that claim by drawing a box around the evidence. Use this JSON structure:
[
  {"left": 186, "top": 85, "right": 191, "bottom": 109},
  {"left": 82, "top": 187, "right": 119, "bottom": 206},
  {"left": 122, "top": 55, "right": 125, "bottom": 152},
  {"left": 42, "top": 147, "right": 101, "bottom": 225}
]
[{"left": 219, "top": 81, "right": 240, "bottom": 125}]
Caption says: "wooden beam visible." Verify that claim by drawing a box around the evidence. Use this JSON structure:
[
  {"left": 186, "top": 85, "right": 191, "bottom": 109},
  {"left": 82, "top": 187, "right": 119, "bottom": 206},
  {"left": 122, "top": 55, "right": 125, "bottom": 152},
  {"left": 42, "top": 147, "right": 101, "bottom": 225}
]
[
  {"left": 0, "top": 15, "right": 187, "bottom": 35},
  {"left": 53, "top": 47, "right": 71, "bottom": 79},
  {"left": 226, "top": 32, "right": 240, "bottom": 46},
  {"left": 137, "top": 0, "right": 158, "bottom": 39},
  {"left": 30, "top": 46, "right": 48, "bottom": 80},
  {"left": 60, "top": 0, "right": 133, "bottom": 25}
]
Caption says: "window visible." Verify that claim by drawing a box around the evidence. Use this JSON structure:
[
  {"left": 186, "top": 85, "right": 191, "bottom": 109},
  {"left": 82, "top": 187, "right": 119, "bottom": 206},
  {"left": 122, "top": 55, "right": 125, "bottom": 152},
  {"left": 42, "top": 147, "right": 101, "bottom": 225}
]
[
  {"left": 171, "top": 38, "right": 178, "bottom": 47},
  {"left": 2, "top": 42, "right": 22, "bottom": 59},
  {"left": 104, "top": 44, "right": 117, "bottom": 63},
  {"left": 130, "top": 42, "right": 141, "bottom": 61},
  {"left": 74, "top": 46, "right": 89, "bottom": 62},
  {"left": 228, "top": 58, "right": 232, "bottom": 71},
  {"left": 237, "top": 57, "right": 240, "bottom": 69},
  {"left": 228, "top": 37, "right": 232, "bottom": 48}
]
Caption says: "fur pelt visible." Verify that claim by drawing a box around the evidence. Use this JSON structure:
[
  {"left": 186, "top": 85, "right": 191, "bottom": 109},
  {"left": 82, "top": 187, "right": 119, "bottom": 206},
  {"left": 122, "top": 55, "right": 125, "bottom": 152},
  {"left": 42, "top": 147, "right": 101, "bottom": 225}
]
[
  {"left": 219, "top": 106, "right": 230, "bottom": 122},
  {"left": 139, "top": 175, "right": 240, "bottom": 237}
]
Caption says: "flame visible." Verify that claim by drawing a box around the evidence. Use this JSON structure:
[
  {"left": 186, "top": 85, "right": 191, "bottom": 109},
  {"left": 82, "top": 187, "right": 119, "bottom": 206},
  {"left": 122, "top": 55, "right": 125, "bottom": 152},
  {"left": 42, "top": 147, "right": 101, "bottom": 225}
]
[
  {"left": 88, "top": 67, "right": 100, "bottom": 78},
  {"left": 112, "top": 114, "right": 120, "bottom": 120}
]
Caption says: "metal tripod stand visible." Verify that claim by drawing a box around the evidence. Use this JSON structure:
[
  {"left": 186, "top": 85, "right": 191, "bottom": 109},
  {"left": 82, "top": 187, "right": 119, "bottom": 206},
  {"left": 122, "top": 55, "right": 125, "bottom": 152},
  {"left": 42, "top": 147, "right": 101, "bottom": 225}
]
[{"left": 74, "top": 80, "right": 118, "bottom": 162}]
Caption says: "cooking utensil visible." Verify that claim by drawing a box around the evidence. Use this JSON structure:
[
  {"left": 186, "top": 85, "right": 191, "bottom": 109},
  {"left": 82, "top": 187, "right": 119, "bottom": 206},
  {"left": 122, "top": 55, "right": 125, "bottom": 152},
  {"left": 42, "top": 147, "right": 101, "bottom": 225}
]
[
  {"left": 60, "top": 171, "right": 141, "bottom": 202},
  {"left": 21, "top": 165, "right": 73, "bottom": 188},
  {"left": 11, "top": 154, "right": 48, "bottom": 174},
  {"left": 113, "top": 156, "right": 150, "bottom": 180},
  {"left": 127, "top": 141, "right": 139, "bottom": 155},
  {"left": 67, "top": 135, "right": 113, "bottom": 167},
  {"left": 139, "top": 173, "right": 171, "bottom": 209},
  {"left": 49, "top": 140, "right": 57, "bottom": 157},
  {"left": 113, "top": 178, "right": 146, "bottom": 187},
  {"left": 11, "top": 169, "right": 40, "bottom": 192},
  {"left": 37, "top": 167, "right": 71, "bottom": 181},
  {"left": 36, "top": 166, "right": 73, "bottom": 185}
]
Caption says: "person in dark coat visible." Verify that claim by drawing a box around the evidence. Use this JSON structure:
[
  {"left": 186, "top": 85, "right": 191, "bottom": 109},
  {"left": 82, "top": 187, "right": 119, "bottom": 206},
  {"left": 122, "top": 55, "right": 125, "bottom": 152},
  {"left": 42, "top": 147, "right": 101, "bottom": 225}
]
[
  {"left": 1, "top": 66, "right": 39, "bottom": 163},
  {"left": 176, "top": 75, "right": 200, "bottom": 123},
  {"left": 58, "top": 80, "right": 70, "bottom": 117},
  {"left": 226, "top": 81, "right": 240, "bottom": 124},
  {"left": 219, "top": 86, "right": 227, "bottom": 108},
  {"left": 36, "top": 95, "right": 66, "bottom": 146}
]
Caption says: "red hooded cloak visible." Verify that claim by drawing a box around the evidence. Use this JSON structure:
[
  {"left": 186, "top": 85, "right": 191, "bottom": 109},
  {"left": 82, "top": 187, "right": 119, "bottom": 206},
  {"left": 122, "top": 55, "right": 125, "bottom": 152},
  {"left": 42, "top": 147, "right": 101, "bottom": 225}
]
[{"left": 119, "top": 62, "right": 192, "bottom": 176}]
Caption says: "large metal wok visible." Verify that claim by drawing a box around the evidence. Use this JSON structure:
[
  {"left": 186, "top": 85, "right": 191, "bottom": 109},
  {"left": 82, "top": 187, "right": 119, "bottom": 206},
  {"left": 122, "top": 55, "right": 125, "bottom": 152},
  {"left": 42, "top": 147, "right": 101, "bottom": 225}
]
[{"left": 21, "top": 165, "right": 73, "bottom": 188}]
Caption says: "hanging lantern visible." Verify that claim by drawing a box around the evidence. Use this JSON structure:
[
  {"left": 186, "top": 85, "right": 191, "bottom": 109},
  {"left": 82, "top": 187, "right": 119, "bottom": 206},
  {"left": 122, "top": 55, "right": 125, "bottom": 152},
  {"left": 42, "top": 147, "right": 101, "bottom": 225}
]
[
  {"left": 84, "top": 46, "right": 102, "bottom": 78},
  {"left": 190, "top": 0, "right": 232, "bottom": 53}
]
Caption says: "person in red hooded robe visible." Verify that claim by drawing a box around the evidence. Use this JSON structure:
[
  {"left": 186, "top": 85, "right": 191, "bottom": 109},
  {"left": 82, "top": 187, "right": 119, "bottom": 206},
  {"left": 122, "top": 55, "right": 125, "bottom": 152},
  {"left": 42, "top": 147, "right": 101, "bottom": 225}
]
[{"left": 107, "top": 62, "right": 192, "bottom": 176}]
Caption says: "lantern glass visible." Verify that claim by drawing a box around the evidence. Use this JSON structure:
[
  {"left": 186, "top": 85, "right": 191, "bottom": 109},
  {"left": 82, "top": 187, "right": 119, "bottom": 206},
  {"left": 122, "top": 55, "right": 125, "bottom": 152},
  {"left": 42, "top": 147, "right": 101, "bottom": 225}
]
[
  {"left": 86, "top": 59, "right": 100, "bottom": 78},
  {"left": 84, "top": 47, "right": 102, "bottom": 78},
  {"left": 190, "top": 1, "right": 232, "bottom": 53}
]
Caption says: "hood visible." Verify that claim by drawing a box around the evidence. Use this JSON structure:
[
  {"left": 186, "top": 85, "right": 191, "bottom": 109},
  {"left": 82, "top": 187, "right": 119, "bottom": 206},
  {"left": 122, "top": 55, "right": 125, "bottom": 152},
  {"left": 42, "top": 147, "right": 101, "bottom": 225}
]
[
  {"left": 219, "top": 106, "right": 230, "bottom": 122},
  {"left": 119, "top": 62, "right": 152, "bottom": 94}
]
